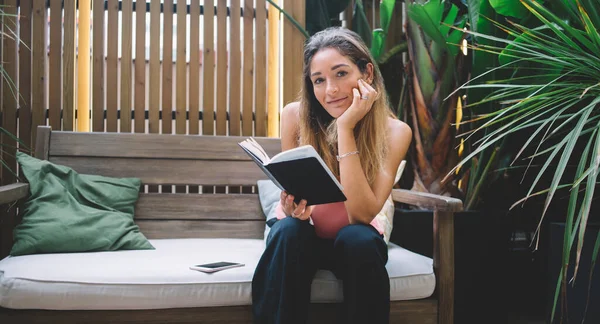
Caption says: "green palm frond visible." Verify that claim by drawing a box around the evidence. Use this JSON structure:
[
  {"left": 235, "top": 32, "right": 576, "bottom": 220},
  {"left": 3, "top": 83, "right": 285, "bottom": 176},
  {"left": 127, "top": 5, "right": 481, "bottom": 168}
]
[{"left": 451, "top": 0, "right": 600, "bottom": 319}]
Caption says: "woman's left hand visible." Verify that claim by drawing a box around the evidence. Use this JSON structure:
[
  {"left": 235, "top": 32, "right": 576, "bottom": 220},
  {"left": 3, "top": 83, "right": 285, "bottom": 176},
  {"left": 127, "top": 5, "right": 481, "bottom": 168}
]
[{"left": 336, "top": 79, "right": 377, "bottom": 130}]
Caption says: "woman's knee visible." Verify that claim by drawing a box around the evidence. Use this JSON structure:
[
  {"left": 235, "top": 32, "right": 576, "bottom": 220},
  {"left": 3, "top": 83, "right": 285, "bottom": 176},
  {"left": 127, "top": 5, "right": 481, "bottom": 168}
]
[
  {"left": 267, "top": 216, "right": 314, "bottom": 246},
  {"left": 334, "top": 224, "right": 387, "bottom": 262}
]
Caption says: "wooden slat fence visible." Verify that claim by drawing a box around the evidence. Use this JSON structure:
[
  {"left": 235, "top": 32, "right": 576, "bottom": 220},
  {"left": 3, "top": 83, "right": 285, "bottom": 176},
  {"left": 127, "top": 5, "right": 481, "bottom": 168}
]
[
  {"left": 0, "top": 0, "right": 404, "bottom": 256},
  {"left": 0, "top": 1, "right": 305, "bottom": 171}
]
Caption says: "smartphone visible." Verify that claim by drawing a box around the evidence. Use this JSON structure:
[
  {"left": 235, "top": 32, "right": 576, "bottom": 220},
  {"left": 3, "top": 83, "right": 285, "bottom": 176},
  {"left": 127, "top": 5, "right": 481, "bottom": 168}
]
[{"left": 189, "top": 261, "right": 245, "bottom": 273}]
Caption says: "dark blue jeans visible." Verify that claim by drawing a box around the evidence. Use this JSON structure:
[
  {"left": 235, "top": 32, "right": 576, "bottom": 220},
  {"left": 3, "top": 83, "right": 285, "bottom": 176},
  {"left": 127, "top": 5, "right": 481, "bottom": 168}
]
[{"left": 252, "top": 216, "right": 390, "bottom": 324}]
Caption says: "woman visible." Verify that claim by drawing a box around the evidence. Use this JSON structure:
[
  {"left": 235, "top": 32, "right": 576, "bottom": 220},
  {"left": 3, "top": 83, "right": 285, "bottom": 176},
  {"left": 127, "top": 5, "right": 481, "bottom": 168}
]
[{"left": 252, "top": 27, "right": 412, "bottom": 324}]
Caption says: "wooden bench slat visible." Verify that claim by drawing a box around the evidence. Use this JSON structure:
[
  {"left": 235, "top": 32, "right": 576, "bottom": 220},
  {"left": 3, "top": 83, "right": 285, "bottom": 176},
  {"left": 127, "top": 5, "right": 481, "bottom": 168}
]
[
  {"left": 137, "top": 220, "right": 264, "bottom": 239},
  {"left": 48, "top": 157, "right": 269, "bottom": 186},
  {"left": 49, "top": 132, "right": 281, "bottom": 160},
  {"left": 136, "top": 194, "right": 263, "bottom": 220},
  {"left": 0, "top": 300, "right": 436, "bottom": 324},
  {"left": 392, "top": 189, "right": 463, "bottom": 212},
  {"left": 0, "top": 183, "right": 29, "bottom": 205}
]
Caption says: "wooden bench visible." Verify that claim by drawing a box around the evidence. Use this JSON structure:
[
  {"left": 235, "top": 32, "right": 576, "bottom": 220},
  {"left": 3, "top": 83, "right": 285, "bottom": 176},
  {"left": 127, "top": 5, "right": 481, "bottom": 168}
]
[{"left": 0, "top": 125, "right": 462, "bottom": 323}]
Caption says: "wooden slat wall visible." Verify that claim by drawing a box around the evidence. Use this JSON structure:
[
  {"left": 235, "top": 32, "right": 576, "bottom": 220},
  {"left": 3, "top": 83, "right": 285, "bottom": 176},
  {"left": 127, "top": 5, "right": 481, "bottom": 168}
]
[
  {"left": 216, "top": 0, "right": 227, "bottom": 136},
  {"left": 63, "top": 0, "right": 76, "bottom": 131},
  {"left": 242, "top": 0, "right": 253, "bottom": 137},
  {"left": 176, "top": 0, "right": 187, "bottom": 135},
  {"left": 202, "top": 0, "right": 216, "bottom": 194},
  {"left": 106, "top": 0, "right": 119, "bottom": 132},
  {"left": 19, "top": 0, "right": 32, "bottom": 150},
  {"left": 49, "top": 0, "right": 62, "bottom": 130},
  {"left": 229, "top": 0, "right": 241, "bottom": 137},
  {"left": 2, "top": 1, "right": 297, "bottom": 142},
  {"left": 31, "top": 0, "right": 47, "bottom": 143},
  {"left": 175, "top": 0, "right": 187, "bottom": 194},
  {"left": 134, "top": 0, "right": 146, "bottom": 133},
  {"left": 229, "top": 1, "right": 243, "bottom": 195},
  {"left": 92, "top": 0, "right": 106, "bottom": 132},
  {"left": 187, "top": 1, "right": 200, "bottom": 195},
  {"left": 160, "top": 0, "right": 174, "bottom": 195},
  {"left": 203, "top": 0, "right": 215, "bottom": 136},
  {"left": 149, "top": 1, "right": 160, "bottom": 134},
  {"left": 162, "top": 0, "right": 173, "bottom": 135},
  {"left": 121, "top": 0, "right": 133, "bottom": 132},
  {"left": 255, "top": 0, "right": 267, "bottom": 137},
  {"left": 189, "top": 0, "right": 200, "bottom": 136},
  {"left": 148, "top": 0, "right": 161, "bottom": 194}
]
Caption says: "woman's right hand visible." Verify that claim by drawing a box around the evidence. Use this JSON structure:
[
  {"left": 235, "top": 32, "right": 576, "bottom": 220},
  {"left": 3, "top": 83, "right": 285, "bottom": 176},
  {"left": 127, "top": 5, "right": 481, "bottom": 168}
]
[{"left": 280, "top": 191, "right": 313, "bottom": 221}]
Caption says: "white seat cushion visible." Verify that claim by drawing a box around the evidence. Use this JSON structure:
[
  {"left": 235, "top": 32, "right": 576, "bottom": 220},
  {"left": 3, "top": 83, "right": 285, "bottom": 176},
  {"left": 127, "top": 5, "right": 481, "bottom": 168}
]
[{"left": 0, "top": 238, "right": 435, "bottom": 310}]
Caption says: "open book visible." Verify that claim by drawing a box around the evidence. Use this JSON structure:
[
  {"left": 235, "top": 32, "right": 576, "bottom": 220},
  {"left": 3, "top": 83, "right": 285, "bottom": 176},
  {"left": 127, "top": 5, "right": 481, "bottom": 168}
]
[{"left": 238, "top": 138, "right": 346, "bottom": 206}]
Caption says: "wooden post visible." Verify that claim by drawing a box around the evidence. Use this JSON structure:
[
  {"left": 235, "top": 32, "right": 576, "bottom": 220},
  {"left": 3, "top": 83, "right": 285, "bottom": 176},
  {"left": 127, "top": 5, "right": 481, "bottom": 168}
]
[
  {"left": 267, "top": 1, "right": 280, "bottom": 137},
  {"left": 77, "top": 0, "right": 91, "bottom": 132},
  {"left": 282, "top": 0, "right": 305, "bottom": 106},
  {"left": 434, "top": 210, "right": 455, "bottom": 324}
]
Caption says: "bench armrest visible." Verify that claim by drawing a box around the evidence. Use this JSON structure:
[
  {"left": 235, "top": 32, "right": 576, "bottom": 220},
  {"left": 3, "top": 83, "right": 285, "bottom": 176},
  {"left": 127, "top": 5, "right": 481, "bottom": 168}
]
[
  {"left": 0, "top": 183, "right": 29, "bottom": 205},
  {"left": 391, "top": 189, "right": 463, "bottom": 212},
  {"left": 392, "top": 188, "right": 462, "bottom": 324}
]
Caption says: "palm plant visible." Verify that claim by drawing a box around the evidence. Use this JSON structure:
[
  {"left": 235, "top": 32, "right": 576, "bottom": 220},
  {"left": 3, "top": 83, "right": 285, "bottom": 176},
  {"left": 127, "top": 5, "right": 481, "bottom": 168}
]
[
  {"left": 403, "top": 0, "right": 468, "bottom": 195},
  {"left": 450, "top": 0, "right": 600, "bottom": 320}
]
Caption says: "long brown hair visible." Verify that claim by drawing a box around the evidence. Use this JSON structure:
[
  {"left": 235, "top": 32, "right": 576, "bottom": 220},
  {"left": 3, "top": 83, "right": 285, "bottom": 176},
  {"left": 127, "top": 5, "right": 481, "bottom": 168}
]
[{"left": 299, "top": 27, "right": 395, "bottom": 186}]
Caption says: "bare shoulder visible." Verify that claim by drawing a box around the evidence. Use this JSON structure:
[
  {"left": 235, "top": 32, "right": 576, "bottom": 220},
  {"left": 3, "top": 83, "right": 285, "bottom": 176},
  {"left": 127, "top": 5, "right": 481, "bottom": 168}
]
[
  {"left": 386, "top": 118, "right": 412, "bottom": 147},
  {"left": 281, "top": 102, "right": 301, "bottom": 150},
  {"left": 282, "top": 101, "right": 300, "bottom": 122}
]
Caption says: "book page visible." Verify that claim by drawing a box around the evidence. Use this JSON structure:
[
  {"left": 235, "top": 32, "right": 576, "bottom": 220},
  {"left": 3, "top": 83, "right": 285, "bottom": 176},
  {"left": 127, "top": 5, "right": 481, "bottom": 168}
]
[
  {"left": 270, "top": 145, "right": 317, "bottom": 163},
  {"left": 239, "top": 138, "right": 270, "bottom": 164}
]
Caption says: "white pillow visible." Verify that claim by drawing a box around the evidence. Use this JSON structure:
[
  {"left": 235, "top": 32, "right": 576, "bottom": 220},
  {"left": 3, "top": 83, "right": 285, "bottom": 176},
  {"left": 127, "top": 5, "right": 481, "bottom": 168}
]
[{"left": 257, "top": 179, "right": 281, "bottom": 242}]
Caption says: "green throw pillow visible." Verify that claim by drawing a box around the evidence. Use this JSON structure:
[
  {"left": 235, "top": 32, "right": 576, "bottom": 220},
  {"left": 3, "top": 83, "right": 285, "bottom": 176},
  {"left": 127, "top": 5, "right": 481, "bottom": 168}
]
[{"left": 11, "top": 152, "right": 154, "bottom": 256}]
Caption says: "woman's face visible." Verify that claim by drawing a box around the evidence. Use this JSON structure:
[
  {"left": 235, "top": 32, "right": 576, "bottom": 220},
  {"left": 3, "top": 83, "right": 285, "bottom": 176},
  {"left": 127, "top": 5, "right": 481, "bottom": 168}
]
[{"left": 309, "top": 47, "right": 371, "bottom": 118}]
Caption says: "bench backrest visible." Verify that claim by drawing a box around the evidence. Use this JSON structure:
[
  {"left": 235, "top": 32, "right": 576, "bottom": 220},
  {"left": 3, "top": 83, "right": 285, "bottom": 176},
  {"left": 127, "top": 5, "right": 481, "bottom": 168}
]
[{"left": 36, "top": 126, "right": 282, "bottom": 239}]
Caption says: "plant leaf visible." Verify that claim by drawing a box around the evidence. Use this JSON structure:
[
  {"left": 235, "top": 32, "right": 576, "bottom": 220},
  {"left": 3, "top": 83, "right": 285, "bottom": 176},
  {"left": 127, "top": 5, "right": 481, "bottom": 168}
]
[
  {"left": 352, "top": 0, "right": 372, "bottom": 47},
  {"left": 467, "top": 0, "right": 482, "bottom": 33},
  {"left": 490, "top": 0, "right": 529, "bottom": 19},
  {"left": 522, "top": 0, "right": 599, "bottom": 55},
  {"left": 572, "top": 108, "right": 600, "bottom": 281},
  {"left": 370, "top": 0, "right": 397, "bottom": 60},
  {"left": 407, "top": 1, "right": 447, "bottom": 50},
  {"left": 578, "top": 1, "right": 600, "bottom": 51}
]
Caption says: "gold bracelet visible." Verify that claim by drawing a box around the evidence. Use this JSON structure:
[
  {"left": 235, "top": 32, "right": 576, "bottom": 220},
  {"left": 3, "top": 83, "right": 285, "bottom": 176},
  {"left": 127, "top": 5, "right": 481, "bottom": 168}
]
[{"left": 336, "top": 150, "right": 359, "bottom": 161}]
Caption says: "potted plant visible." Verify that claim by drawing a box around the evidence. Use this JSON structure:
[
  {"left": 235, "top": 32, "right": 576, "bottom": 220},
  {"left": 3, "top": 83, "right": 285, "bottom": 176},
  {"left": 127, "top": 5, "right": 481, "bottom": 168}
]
[{"left": 452, "top": 0, "right": 600, "bottom": 322}]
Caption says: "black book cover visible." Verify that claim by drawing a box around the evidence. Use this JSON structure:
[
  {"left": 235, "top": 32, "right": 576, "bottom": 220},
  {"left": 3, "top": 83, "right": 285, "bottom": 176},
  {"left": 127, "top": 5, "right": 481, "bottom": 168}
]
[{"left": 266, "top": 157, "right": 346, "bottom": 206}]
